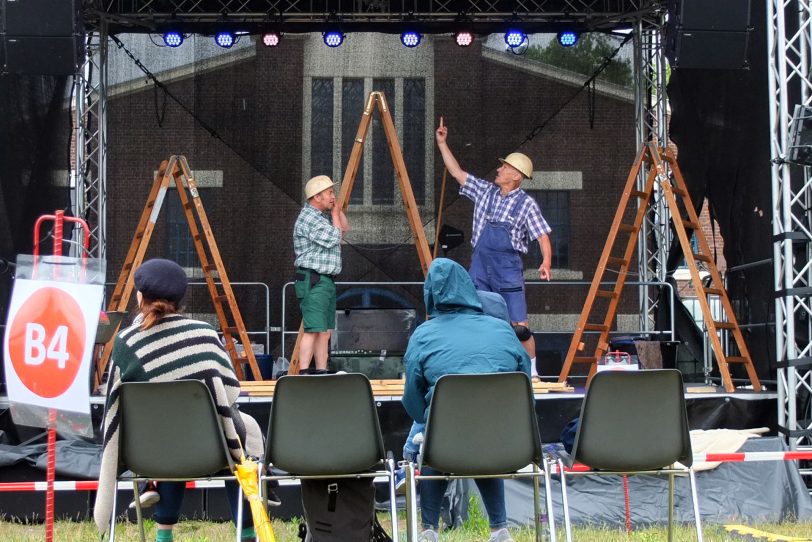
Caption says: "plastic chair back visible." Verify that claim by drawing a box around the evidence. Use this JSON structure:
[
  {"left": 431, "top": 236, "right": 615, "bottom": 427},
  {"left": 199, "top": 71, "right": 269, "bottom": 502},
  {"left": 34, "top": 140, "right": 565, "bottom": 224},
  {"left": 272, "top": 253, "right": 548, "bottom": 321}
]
[
  {"left": 572, "top": 369, "right": 692, "bottom": 471},
  {"left": 119, "top": 380, "right": 234, "bottom": 478},
  {"left": 422, "top": 372, "right": 541, "bottom": 475},
  {"left": 267, "top": 373, "right": 385, "bottom": 475}
]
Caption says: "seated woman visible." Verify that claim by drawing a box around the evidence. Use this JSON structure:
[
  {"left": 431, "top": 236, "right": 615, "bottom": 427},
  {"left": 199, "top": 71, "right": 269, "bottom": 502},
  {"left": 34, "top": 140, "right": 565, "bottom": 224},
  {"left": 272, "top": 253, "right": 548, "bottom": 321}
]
[{"left": 94, "top": 258, "right": 264, "bottom": 542}]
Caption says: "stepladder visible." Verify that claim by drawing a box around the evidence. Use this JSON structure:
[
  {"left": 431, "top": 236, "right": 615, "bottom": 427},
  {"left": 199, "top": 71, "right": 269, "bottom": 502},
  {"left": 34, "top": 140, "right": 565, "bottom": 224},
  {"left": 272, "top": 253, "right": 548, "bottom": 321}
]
[
  {"left": 558, "top": 143, "right": 762, "bottom": 393},
  {"left": 288, "top": 91, "right": 433, "bottom": 374},
  {"left": 94, "top": 155, "right": 261, "bottom": 387}
]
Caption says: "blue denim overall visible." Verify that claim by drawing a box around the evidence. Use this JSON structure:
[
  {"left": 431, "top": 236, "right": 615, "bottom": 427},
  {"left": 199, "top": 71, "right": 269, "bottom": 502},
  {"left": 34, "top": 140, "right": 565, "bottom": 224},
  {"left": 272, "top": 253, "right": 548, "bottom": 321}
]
[{"left": 469, "top": 191, "right": 528, "bottom": 322}]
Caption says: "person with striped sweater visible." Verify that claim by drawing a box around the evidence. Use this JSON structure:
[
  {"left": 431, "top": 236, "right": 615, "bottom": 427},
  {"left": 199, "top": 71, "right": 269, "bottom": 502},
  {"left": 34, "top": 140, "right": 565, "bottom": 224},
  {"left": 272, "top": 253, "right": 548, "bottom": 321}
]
[{"left": 94, "top": 259, "right": 264, "bottom": 542}]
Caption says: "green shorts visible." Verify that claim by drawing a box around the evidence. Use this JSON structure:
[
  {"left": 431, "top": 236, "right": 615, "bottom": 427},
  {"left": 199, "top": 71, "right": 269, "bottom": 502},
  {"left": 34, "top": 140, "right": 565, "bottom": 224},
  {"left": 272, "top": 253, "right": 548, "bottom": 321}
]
[{"left": 295, "top": 268, "right": 336, "bottom": 332}]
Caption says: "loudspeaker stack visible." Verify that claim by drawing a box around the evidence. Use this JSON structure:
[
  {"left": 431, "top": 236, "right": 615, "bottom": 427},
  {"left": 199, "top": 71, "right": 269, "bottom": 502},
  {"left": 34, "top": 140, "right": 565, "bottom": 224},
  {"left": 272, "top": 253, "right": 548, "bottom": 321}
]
[
  {"left": 1, "top": 0, "right": 83, "bottom": 75},
  {"left": 666, "top": 0, "right": 751, "bottom": 69}
]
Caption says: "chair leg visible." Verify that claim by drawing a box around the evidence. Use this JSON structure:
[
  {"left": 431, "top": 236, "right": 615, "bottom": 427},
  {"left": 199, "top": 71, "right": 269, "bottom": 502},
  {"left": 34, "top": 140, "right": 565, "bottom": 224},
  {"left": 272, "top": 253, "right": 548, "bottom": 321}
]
[
  {"left": 558, "top": 460, "right": 572, "bottom": 542},
  {"left": 108, "top": 480, "right": 120, "bottom": 542},
  {"left": 386, "top": 457, "right": 400, "bottom": 542},
  {"left": 132, "top": 481, "right": 146, "bottom": 542},
  {"left": 404, "top": 462, "right": 418, "bottom": 541},
  {"left": 236, "top": 484, "right": 244, "bottom": 542},
  {"left": 688, "top": 468, "right": 704, "bottom": 542},
  {"left": 542, "top": 459, "right": 557, "bottom": 542},
  {"left": 667, "top": 473, "right": 674, "bottom": 542},
  {"left": 532, "top": 464, "right": 541, "bottom": 542}
]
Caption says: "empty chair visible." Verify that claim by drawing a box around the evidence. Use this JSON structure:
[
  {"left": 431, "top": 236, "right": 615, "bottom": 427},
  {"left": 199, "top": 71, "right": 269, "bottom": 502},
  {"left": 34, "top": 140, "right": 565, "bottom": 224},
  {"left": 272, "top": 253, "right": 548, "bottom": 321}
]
[
  {"left": 108, "top": 380, "right": 244, "bottom": 542},
  {"left": 262, "top": 373, "right": 398, "bottom": 541},
  {"left": 404, "top": 372, "right": 557, "bottom": 542},
  {"left": 558, "top": 369, "right": 703, "bottom": 542}
]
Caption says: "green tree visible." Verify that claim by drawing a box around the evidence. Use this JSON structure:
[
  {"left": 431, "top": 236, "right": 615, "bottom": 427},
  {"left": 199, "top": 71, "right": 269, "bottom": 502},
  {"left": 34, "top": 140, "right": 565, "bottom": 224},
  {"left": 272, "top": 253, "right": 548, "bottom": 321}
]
[{"left": 526, "top": 33, "right": 633, "bottom": 87}]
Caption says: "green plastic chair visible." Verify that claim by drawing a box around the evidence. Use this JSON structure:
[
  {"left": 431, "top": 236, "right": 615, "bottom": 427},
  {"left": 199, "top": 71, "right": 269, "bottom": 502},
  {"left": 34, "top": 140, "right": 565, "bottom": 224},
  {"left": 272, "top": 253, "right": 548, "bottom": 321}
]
[
  {"left": 404, "top": 372, "right": 557, "bottom": 542},
  {"left": 262, "top": 373, "right": 398, "bottom": 541},
  {"left": 559, "top": 369, "right": 703, "bottom": 542},
  {"left": 109, "top": 380, "right": 243, "bottom": 542}
]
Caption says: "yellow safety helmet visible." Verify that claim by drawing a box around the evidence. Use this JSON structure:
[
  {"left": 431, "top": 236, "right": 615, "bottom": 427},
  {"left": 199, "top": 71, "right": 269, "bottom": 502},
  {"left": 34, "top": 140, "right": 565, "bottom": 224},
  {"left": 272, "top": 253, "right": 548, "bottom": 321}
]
[{"left": 498, "top": 152, "right": 533, "bottom": 179}]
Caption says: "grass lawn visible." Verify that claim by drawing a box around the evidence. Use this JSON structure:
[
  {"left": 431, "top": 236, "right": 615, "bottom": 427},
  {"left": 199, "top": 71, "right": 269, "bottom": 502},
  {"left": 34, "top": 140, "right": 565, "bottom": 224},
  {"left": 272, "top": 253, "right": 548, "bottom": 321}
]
[{"left": 1, "top": 514, "right": 811, "bottom": 541}]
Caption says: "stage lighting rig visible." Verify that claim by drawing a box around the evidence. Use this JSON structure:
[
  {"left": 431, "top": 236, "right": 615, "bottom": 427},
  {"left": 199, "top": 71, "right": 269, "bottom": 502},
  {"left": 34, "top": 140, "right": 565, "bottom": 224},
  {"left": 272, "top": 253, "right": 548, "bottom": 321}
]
[
  {"left": 323, "top": 29, "right": 345, "bottom": 47},
  {"left": 400, "top": 30, "right": 422, "bottom": 48},
  {"left": 162, "top": 31, "right": 183, "bottom": 48},
  {"left": 262, "top": 32, "right": 281, "bottom": 47},
  {"left": 454, "top": 31, "right": 474, "bottom": 47},
  {"left": 215, "top": 31, "right": 236, "bottom": 48},
  {"left": 557, "top": 30, "right": 579, "bottom": 47},
  {"left": 504, "top": 29, "right": 527, "bottom": 49}
]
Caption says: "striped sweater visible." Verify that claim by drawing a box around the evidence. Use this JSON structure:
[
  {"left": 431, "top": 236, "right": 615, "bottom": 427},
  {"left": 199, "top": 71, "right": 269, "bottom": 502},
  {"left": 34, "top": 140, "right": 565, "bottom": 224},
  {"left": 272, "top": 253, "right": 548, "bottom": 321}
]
[{"left": 93, "top": 314, "right": 263, "bottom": 533}]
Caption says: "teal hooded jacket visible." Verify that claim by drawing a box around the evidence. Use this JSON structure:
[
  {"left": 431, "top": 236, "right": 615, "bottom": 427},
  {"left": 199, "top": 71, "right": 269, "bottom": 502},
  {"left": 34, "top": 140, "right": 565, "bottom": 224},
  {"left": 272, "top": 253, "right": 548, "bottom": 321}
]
[{"left": 401, "top": 258, "right": 531, "bottom": 424}]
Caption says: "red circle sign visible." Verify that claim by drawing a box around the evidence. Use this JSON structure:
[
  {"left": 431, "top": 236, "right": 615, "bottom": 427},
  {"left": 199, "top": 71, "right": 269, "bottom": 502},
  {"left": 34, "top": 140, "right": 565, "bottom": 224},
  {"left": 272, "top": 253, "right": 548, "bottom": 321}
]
[{"left": 8, "top": 287, "right": 87, "bottom": 398}]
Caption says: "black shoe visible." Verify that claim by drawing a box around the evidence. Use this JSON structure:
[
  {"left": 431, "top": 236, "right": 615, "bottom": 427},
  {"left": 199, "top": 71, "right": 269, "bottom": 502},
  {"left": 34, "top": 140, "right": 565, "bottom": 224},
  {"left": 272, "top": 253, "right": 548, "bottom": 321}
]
[{"left": 266, "top": 488, "right": 282, "bottom": 507}]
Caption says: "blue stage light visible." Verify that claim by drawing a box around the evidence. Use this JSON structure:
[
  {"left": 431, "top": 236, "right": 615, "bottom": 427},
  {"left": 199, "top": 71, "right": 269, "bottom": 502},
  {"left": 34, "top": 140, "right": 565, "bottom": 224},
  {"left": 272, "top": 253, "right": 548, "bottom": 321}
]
[
  {"left": 454, "top": 31, "right": 474, "bottom": 47},
  {"left": 323, "top": 30, "right": 345, "bottom": 48},
  {"left": 163, "top": 31, "right": 183, "bottom": 48},
  {"left": 557, "top": 31, "right": 579, "bottom": 47},
  {"left": 504, "top": 29, "right": 527, "bottom": 48},
  {"left": 400, "top": 31, "right": 422, "bottom": 48},
  {"left": 215, "top": 32, "right": 235, "bottom": 48}
]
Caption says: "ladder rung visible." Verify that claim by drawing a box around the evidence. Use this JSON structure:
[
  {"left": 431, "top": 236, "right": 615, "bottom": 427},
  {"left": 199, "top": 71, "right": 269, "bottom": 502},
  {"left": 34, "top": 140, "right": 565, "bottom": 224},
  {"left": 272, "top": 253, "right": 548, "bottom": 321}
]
[
  {"left": 573, "top": 356, "right": 598, "bottom": 364},
  {"left": 203, "top": 264, "right": 217, "bottom": 272},
  {"left": 724, "top": 356, "right": 748, "bottom": 364},
  {"left": 618, "top": 224, "right": 636, "bottom": 233},
  {"left": 584, "top": 323, "right": 610, "bottom": 332},
  {"left": 193, "top": 233, "right": 202, "bottom": 242},
  {"left": 596, "top": 290, "right": 618, "bottom": 299},
  {"left": 607, "top": 256, "right": 628, "bottom": 267},
  {"left": 630, "top": 190, "right": 647, "bottom": 199},
  {"left": 692, "top": 253, "right": 712, "bottom": 262},
  {"left": 122, "top": 262, "right": 133, "bottom": 271},
  {"left": 672, "top": 186, "right": 688, "bottom": 198},
  {"left": 223, "top": 327, "right": 238, "bottom": 334},
  {"left": 682, "top": 220, "right": 700, "bottom": 230},
  {"left": 214, "top": 294, "right": 229, "bottom": 304},
  {"left": 135, "top": 232, "right": 144, "bottom": 240},
  {"left": 712, "top": 321, "right": 736, "bottom": 330},
  {"left": 703, "top": 287, "right": 723, "bottom": 296}
]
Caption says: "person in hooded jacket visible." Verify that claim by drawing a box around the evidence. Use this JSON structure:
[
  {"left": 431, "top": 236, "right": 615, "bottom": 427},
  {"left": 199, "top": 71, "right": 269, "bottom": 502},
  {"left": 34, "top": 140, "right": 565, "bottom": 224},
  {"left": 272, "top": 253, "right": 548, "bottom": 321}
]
[{"left": 402, "top": 258, "right": 531, "bottom": 542}]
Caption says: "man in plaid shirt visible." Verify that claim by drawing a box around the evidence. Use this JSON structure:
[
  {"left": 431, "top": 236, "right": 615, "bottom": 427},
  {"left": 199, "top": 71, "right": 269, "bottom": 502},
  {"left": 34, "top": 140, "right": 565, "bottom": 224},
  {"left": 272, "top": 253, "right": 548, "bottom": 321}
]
[
  {"left": 436, "top": 117, "right": 552, "bottom": 375},
  {"left": 293, "top": 175, "right": 349, "bottom": 374}
]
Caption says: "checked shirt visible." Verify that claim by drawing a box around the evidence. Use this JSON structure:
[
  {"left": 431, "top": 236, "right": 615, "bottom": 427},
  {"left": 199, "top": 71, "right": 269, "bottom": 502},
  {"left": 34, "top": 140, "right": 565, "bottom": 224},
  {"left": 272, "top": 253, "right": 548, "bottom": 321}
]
[{"left": 293, "top": 204, "right": 342, "bottom": 275}]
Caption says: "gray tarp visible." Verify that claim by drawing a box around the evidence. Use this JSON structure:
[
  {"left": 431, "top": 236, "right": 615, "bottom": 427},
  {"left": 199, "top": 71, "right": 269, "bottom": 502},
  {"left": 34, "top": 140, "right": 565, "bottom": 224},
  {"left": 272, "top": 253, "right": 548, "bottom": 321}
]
[{"left": 504, "top": 437, "right": 812, "bottom": 527}]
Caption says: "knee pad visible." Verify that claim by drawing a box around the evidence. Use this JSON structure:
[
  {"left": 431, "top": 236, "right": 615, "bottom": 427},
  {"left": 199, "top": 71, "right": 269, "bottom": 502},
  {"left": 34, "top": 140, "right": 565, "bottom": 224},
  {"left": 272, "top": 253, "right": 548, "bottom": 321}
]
[{"left": 512, "top": 324, "right": 532, "bottom": 341}]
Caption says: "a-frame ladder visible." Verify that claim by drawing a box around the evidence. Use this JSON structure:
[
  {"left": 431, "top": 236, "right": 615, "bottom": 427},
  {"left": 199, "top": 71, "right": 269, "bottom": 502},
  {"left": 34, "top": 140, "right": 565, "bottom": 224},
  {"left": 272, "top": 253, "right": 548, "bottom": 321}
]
[
  {"left": 288, "top": 91, "right": 433, "bottom": 374},
  {"left": 94, "top": 155, "right": 261, "bottom": 387},
  {"left": 558, "top": 143, "right": 761, "bottom": 393}
]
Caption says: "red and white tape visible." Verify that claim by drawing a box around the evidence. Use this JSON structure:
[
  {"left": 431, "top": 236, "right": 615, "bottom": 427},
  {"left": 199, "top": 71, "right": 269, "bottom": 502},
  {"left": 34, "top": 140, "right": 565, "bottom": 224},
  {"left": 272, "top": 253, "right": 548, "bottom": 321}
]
[{"left": 0, "top": 480, "right": 224, "bottom": 492}]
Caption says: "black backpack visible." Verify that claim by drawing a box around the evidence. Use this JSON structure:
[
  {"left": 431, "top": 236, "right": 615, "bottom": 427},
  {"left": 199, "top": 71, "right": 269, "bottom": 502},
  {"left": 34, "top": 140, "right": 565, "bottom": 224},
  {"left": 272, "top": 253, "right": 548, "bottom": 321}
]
[{"left": 297, "top": 478, "right": 392, "bottom": 542}]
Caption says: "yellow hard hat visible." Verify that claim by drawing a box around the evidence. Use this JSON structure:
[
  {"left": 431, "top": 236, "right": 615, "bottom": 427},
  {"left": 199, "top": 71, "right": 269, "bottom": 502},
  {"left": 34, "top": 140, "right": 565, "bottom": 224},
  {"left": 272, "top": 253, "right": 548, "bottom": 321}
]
[
  {"left": 498, "top": 152, "right": 533, "bottom": 179},
  {"left": 304, "top": 175, "right": 336, "bottom": 199}
]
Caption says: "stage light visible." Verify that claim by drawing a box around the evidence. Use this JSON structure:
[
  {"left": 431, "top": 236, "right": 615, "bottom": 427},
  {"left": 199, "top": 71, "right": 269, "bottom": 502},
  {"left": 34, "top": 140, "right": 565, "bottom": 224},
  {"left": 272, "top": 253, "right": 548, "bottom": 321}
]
[
  {"left": 323, "top": 30, "right": 345, "bottom": 48},
  {"left": 215, "top": 31, "right": 235, "bottom": 48},
  {"left": 504, "top": 29, "right": 527, "bottom": 49},
  {"left": 262, "top": 32, "right": 281, "bottom": 47},
  {"left": 162, "top": 31, "right": 183, "bottom": 48},
  {"left": 454, "top": 31, "right": 474, "bottom": 47},
  {"left": 400, "top": 31, "right": 422, "bottom": 48},
  {"left": 557, "top": 30, "right": 579, "bottom": 47}
]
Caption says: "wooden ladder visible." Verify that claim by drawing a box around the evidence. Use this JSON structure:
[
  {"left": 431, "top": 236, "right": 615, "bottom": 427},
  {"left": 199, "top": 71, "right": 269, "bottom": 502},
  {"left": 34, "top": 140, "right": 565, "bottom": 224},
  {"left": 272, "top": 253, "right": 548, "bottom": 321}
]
[
  {"left": 94, "top": 155, "right": 261, "bottom": 387},
  {"left": 288, "top": 91, "right": 433, "bottom": 374},
  {"left": 558, "top": 143, "right": 762, "bottom": 393}
]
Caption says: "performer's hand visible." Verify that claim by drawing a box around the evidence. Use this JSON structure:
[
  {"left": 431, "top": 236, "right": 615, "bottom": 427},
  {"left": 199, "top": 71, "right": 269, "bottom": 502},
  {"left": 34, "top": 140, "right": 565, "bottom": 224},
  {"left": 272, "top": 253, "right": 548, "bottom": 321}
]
[
  {"left": 539, "top": 263, "right": 552, "bottom": 281},
  {"left": 435, "top": 116, "right": 448, "bottom": 145}
]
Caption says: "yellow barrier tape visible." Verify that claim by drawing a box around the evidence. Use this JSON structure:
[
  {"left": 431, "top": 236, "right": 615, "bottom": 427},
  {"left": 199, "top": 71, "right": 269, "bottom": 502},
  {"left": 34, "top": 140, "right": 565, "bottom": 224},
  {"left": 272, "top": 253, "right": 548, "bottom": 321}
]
[{"left": 724, "top": 525, "right": 811, "bottom": 541}]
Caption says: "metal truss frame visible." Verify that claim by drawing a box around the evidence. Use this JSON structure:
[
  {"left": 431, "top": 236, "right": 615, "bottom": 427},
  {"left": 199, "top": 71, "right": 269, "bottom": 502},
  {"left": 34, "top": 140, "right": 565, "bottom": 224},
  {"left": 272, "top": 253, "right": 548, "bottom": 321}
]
[{"left": 768, "top": 0, "right": 812, "bottom": 478}]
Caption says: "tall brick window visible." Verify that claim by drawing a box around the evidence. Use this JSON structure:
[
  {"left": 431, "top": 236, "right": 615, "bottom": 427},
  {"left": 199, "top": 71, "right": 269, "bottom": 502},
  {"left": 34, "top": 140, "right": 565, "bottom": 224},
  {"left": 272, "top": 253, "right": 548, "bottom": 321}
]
[
  {"left": 308, "top": 76, "right": 427, "bottom": 207},
  {"left": 166, "top": 189, "right": 208, "bottom": 269},
  {"left": 526, "top": 190, "right": 570, "bottom": 269}
]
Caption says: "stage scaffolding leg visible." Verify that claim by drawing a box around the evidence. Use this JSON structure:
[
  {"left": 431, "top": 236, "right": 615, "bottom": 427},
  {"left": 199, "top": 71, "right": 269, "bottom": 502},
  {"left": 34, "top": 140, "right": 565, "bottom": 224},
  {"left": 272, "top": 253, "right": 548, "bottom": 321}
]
[
  {"left": 632, "top": 14, "right": 671, "bottom": 336},
  {"left": 73, "top": 22, "right": 108, "bottom": 260},
  {"left": 768, "top": 0, "right": 812, "bottom": 489}
]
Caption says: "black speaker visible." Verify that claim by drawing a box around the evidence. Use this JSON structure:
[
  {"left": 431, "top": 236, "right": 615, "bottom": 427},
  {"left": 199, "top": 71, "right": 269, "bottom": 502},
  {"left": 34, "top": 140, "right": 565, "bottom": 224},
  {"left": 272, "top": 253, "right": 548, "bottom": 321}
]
[
  {"left": 668, "top": 0, "right": 751, "bottom": 32},
  {"left": 2, "top": 0, "right": 80, "bottom": 36},
  {"left": 666, "top": 0, "right": 752, "bottom": 69},
  {"left": 1, "top": 0, "right": 82, "bottom": 75},
  {"left": 3, "top": 35, "right": 81, "bottom": 75}
]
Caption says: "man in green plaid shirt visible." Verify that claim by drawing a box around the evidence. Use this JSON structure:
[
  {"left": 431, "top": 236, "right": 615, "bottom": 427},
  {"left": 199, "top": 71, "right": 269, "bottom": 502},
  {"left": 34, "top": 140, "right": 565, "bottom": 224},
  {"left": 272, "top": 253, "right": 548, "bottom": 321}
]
[{"left": 293, "top": 175, "right": 349, "bottom": 374}]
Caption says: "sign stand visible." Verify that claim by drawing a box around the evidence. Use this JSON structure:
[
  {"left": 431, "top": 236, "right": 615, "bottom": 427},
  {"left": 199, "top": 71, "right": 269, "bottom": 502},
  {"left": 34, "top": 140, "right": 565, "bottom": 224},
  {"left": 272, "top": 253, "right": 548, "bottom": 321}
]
[{"left": 31, "top": 210, "right": 90, "bottom": 542}]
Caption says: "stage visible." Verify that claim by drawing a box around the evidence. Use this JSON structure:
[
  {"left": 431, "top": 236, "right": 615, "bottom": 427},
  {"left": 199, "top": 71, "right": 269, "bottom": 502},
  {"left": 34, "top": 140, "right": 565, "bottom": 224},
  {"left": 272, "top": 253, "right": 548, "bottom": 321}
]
[{"left": 0, "top": 383, "right": 781, "bottom": 522}]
